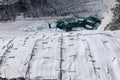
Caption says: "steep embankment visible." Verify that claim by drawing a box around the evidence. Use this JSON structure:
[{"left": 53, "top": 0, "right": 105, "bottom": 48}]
[
  {"left": 98, "top": 0, "right": 117, "bottom": 30},
  {"left": 105, "top": 0, "right": 120, "bottom": 30},
  {"left": 0, "top": 0, "right": 106, "bottom": 20}
]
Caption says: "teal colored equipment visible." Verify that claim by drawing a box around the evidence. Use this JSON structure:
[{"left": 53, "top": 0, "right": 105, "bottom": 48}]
[{"left": 56, "top": 16, "right": 101, "bottom": 31}]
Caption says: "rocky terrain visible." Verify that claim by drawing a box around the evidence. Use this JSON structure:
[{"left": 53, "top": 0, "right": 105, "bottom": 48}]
[
  {"left": 0, "top": 0, "right": 106, "bottom": 20},
  {"left": 106, "top": 0, "right": 120, "bottom": 30},
  {"left": 0, "top": 0, "right": 118, "bottom": 30}
]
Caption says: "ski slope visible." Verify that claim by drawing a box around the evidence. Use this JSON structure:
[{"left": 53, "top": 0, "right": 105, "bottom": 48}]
[
  {"left": 0, "top": 30, "right": 119, "bottom": 80},
  {"left": 0, "top": 0, "right": 119, "bottom": 79}
]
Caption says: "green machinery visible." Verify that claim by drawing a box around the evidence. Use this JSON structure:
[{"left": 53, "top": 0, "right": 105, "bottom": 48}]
[{"left": 55, "top": 16, "right": 101, "bottom": 31}]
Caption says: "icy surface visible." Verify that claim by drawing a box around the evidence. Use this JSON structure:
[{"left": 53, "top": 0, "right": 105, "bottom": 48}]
[{"left": 0, "top": 31, "right": 119, "bottom": 80}]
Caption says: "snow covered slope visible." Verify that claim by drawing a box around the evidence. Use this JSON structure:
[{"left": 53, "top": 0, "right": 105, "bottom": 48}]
[{"left": 0, "top": 30, "right": 119, "bottom": 80}]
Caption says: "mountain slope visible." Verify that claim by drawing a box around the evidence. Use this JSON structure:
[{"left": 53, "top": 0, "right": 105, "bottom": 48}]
[
  {"left": 0, "top": 31, "right": 119, "bottom": 80},
  {"left": 0, "top": 0, "right": 107, "bottom": 20}
]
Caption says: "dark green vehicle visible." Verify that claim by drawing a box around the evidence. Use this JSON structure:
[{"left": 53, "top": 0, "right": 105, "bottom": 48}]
[{"left": 55, "top": 16, "right": 101, "bottom": 31}]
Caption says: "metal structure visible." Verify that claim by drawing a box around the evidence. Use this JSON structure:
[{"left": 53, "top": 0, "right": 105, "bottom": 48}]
[{"left": 54, "top": 16, "right": 101, "bottom": 31}]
